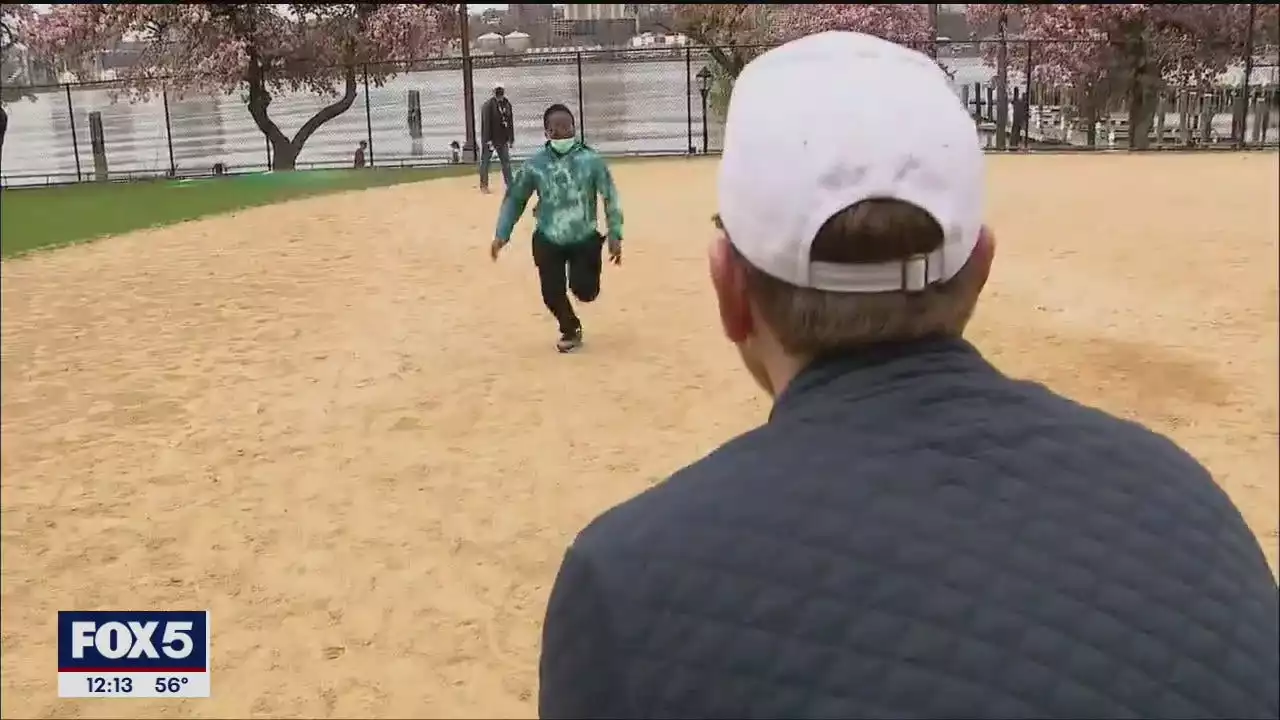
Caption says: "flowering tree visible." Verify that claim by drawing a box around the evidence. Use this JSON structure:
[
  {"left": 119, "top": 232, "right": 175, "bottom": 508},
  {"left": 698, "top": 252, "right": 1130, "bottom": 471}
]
[
  {"left": 30, "top": 3, "right": 456, "bottom": 170},
  {"left": 662, "top": 4, "right": 933, "bottom": 79},
  {"left": 966, "top": 4, "right": 1278, "bottom": 148},
  {"left": 657, "top": 4, "right": 773, "bottom": 81},
  {"left": 1, "top": 3, "right": 36, "bottom": 158},
  {"left": 661, "top": 4, "right": 935, "bottom": 128},
  {"left": 771, "top": 4, "right": 933, "bottom": 50},
  {"left": 0, "top": 3, "right": 31, "bottom": 54}
]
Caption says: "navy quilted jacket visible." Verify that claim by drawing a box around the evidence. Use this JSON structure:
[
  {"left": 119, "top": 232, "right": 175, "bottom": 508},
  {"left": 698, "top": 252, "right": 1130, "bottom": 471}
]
[{"left": 539, "top": 337, "right": 1280, "bottom": 719}]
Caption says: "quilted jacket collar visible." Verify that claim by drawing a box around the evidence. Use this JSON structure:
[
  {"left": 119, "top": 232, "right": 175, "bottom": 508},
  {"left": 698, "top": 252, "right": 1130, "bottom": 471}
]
[{"left": 769, "top": 335, "right": 988, "bottom": 422}]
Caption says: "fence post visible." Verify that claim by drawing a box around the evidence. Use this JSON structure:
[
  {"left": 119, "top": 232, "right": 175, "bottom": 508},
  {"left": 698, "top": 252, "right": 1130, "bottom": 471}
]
[
  {"left": 1154, "top": 92, "right": 1167, "bottom": 148},
  {"left": 685, "top": 48, "right": 694, "bottom": 154},
  {"left": 1178, "top": 90, "right": 1192, "bottom": 146},
  {"left": 162, "top": 88, "right": 176, "bottom": 177},
  {"left": 64, "top": 84, "right": 82, "bottom": 182},
  {"left": 1024, "top": 40, "right": 1033, "bottom": 147},
  {"left": 1258, "top": 89, "right": 1273, "bottom": 143},
  {"left": 1237, "top": 2, "right": 1257, "bottom": 147},
  {"left": 576, "top": 52, "right": 586, "bottom": 143},
  {"left": 88, "top": 111, "right": 108, "bottom": 181},
  {"left": 994, "top": 12, "right": 1009, "bottom": 150},
  {"left": 363, "top": 63, "right": 375, "bottom": 166},
  {"left": 1250, "top": 90, "right": 1264, "bottom": 143}
]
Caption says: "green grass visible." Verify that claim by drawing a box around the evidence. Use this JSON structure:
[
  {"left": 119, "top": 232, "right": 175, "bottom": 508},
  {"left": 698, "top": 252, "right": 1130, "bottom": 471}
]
[{"left": 0, "top": 165, "right": 475, "bottom": 258}]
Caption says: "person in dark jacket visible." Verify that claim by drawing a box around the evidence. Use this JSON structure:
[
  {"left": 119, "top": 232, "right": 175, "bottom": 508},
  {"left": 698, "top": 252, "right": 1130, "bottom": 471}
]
[
  {"left": 480, "top": 83, "right": 515, "bottom": 194},
  {"left": 538, "top": 31, "right": 1280, "bottom": 720}
]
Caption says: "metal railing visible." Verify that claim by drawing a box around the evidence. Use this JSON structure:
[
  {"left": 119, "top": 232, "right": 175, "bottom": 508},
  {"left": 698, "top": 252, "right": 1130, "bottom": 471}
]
[{"left": 1, "top": 41, "right": 1276, "bottom": 187}]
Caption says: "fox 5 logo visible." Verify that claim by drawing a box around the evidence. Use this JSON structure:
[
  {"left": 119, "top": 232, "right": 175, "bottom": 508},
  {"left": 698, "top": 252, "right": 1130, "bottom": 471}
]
[
  {"left": 58, "top": 611, "right": 209, "bottom": 671},
  {"left": 71, "top": 619, "right": 194, "bottom": 660}
]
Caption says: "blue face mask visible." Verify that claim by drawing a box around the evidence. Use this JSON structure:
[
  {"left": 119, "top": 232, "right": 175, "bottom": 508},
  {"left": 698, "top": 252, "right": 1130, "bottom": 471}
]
[{"left": 549, "top": 138, "right": 576, "bottom": 154}]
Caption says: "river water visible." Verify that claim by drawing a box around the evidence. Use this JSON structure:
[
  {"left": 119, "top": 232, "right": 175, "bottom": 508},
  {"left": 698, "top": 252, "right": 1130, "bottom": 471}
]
[{"left": 2, "top": 58, "right": 1001, "bottom": 186}]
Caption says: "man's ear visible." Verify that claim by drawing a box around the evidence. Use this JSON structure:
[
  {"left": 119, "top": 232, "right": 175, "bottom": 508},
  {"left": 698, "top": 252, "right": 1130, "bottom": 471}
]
[{"left": 708, "top": 234, "right": 754, "bottom": 344}]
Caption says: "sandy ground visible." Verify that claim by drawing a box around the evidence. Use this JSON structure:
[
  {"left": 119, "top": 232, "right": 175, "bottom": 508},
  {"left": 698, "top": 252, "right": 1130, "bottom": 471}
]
[{"left": 1, "top": 153, "right": 1277, "bottom": 719}]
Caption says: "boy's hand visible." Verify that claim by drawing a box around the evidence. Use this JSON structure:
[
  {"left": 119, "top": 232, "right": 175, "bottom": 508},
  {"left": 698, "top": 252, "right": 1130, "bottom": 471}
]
[
  {"left": 607, "top": 236, "right": 622, "bottom": 266},
  {"left": 490, "top": 238, "right": 505, "bottom": 261}
]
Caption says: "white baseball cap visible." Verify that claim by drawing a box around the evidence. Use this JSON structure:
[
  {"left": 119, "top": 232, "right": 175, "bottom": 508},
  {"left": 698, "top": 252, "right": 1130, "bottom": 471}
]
[{"left": 718, "top": 31, "right": 985, "bottom": 293}]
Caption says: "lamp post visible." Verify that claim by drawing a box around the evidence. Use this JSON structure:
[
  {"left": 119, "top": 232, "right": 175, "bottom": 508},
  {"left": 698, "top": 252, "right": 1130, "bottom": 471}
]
[
  {"left": 696, "top": 66, "right": 712, "bottom": 153},
  {"left": 459, "top": 3, "right": 479, "bottom": 163},
  {"left": 927, "top": 4, "right": 939, "bottom": 60}
]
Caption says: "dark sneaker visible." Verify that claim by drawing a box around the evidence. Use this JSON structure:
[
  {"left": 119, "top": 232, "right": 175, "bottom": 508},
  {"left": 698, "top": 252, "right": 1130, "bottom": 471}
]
[{"left": 556, "top": 329, "right": 583, "bottom": 353}]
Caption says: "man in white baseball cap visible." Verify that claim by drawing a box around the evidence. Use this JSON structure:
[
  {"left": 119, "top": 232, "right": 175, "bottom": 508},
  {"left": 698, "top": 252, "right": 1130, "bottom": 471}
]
[
  {"left": 537, "top": 31, "right": 1279, "bottom": 719},
  {"left": 709, "top": 29, "right": 991, "bottom": 392}
]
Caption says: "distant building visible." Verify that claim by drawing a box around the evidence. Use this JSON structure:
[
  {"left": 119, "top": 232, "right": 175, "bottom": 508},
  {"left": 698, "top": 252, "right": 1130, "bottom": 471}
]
[
  {"left": 548, "top": 16, "right": 637, "bottom": 47},
  {"left": 505, "top": 31, "right": 532, "bottom": 53},
  {"left": 628, "top": 32, "right": 689, "bottom": 48},
  {"left": 564, "top": 4, "right": 631, "bottom": 21},
  {"left": 508, "top": 3, "right": 555, "bottom": 47},
  {"left": 474, "top": 32, "right": 505, "bottom": 53},
  {"left": 551, "top": 18, "right": 575, "bottom": 42},
  {"left": 635, "top": 4, "right": 674, "bottom": 35},
  {"left": 509, "top": 3, "right": 553, "bottom": 27}
]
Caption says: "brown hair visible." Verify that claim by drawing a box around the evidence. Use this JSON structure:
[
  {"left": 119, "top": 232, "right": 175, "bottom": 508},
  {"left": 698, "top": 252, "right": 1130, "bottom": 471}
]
[{"left": 723, "top": 199, "right": 985, "bottom": 356}]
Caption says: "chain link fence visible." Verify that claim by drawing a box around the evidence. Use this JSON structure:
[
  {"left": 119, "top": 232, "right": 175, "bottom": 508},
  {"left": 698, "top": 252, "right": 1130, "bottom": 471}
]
[{"left": 2, "top": 42, "right": 1276, "bottom": 186}]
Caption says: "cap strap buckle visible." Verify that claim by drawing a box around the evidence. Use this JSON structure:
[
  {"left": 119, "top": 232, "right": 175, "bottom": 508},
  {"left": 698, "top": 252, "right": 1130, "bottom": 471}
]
[{"left": 901, "top": 253, "right": 932, "bottom": 293}]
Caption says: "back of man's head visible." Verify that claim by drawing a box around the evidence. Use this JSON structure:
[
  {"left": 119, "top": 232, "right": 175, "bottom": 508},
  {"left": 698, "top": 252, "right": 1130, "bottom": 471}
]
[{"left": 715, "top": 32, "right": 993, "bottom": 357}]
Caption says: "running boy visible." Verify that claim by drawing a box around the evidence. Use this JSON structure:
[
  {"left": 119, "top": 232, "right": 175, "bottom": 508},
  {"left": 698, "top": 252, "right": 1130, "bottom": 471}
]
[{"left": 490, "top": 104, "right": 624, "bottom": 353}]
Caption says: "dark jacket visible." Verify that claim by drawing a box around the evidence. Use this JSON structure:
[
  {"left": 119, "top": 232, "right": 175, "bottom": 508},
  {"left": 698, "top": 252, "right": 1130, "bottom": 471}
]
[
  {"left": 481, "top": 95, "right": 514, "bottom": 146},
  {"left": 540, "top": 337, "right": 1280, "bottom": 719}
]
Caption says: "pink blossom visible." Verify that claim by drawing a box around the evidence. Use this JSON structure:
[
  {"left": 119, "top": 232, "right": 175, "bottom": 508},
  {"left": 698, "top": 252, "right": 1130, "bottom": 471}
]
[
  {"left": 661, "top": 4, "right": 936, "bottom": 78},
  {"left": 27, "top": 3, "right": 457, "bottom": 168},
  {"left": 769, "top": 4, "right": 932, "bottom": 47},
  {"left": 965, "top": 4, "right": 1279, "bottom": 88},
  {"left": 31, "top": 4, "right": 455, "bottom": 98}
]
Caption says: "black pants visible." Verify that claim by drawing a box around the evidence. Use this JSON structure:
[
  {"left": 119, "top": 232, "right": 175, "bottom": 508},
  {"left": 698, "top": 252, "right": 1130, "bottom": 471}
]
[{"left": 531, "top": 231, "right": 603, "bottom": 335}]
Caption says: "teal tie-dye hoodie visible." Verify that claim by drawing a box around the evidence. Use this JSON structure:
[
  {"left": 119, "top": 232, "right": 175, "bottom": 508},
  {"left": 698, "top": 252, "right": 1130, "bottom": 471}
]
[{"left": 494, "top": 141, "right": 623, "bottom": 247}]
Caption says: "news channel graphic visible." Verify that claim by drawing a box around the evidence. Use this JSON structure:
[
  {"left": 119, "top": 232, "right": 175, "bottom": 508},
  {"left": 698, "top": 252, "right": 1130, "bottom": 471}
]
[{"left": 57, "top": 610, "right": 210, "bottom": 699}]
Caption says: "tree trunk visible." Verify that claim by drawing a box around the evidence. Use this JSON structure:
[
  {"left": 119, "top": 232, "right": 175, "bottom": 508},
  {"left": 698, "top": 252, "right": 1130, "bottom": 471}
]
[
  {"left": 1126, "top": 63, "right": 1159, "bottom": 149},
  {"left": 703, "top": 43, "right": 747, "bottom": 79},
  {"left": 0, "top": 104, "right": 7, "bottom": 171},
  {"left": 269, "top": 140, "right": 299, "bottom": 171},
  {"left": 1122, "top": 24, "right": 1159, "bottom": 150},
  {"left": 245, "top": 61, "right": 360, "bottom": 171}
]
